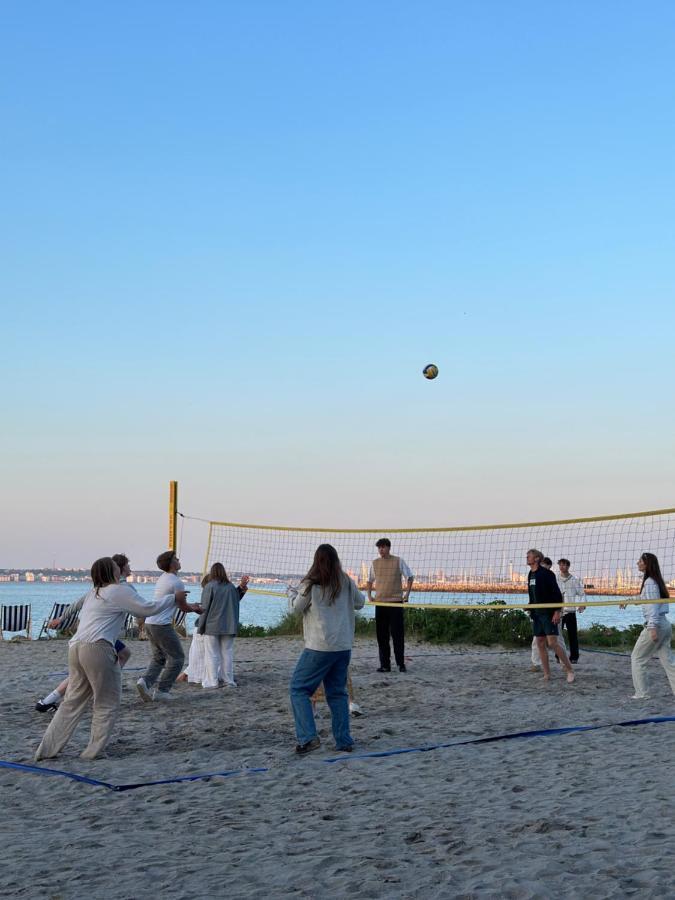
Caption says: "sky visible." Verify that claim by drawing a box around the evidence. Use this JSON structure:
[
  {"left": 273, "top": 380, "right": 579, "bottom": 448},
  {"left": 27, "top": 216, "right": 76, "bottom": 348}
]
[{"left": 2, "top": 1, "right": 675, "bottom": 570}]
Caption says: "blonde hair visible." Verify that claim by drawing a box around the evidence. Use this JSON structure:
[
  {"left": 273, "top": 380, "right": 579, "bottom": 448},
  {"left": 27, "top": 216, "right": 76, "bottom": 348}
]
[{"left": 527, "top": 549, "right": 544, "bottom": 562}]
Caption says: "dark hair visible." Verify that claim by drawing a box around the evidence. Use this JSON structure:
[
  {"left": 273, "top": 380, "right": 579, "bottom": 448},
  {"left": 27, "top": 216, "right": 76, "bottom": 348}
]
[
  {"left": 542, "top": 557, "right": 553, "bottom": 567},
  {"left": 557, "top": 558, "right": 570, "bottom": 567},
  {"left": 640, "top": 552, "right": 669, "bottom": 599},
  {"left": 91, "top": 557, "right": 118, "bottom": 596},
  {"left": 305, "top": 544, "right": 343, "bottom": 603},
  {"left": 112, "top": 553, "right": 129, "bottom": 571},
  {"left": 201, "top": 562, "right": 229, "bottom": 588},
  {"left": 376, "top": 538, "right": 391, "bottom": 549},
  {"left": 157, "top": 550, "right": 175, "bottom": 572}
]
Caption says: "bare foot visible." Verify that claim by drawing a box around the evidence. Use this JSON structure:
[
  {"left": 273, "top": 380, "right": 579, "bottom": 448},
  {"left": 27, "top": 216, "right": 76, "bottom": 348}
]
[
  {"left": 176, "top": 673, "right": 188, "bottom": 683},
  {"left": 543, "top": 674, "right": 550, "bottom": 682},
  {"left": 566, "top": 671, "right": 575, "bottom": 684}
]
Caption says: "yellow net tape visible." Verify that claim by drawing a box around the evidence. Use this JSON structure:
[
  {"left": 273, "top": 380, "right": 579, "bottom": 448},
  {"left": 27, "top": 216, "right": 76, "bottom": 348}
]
[{"left": 204, "top": 506, "right": 675, "bottom": 611}]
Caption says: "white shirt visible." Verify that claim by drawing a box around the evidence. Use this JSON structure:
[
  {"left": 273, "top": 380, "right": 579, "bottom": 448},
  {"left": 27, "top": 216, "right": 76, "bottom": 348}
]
[
  {"left": 640, "top": 577, "right": 670, "bottom": 628},
  {"left": 145, "top": 572, "right": 186, "bottom": 625},
  {"left": 557, "top": 573, "right": 585, "bottom": 614},
  {"left": 368, "top": 557, "right": 414, "bottom": 583},
  {"left": 71, "top": 584, "right": 176, "bottom": 647}
]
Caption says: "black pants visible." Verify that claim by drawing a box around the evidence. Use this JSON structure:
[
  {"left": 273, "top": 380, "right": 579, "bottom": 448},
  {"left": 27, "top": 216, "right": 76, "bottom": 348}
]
[
  {"left": 375, "top": 606, "right": 405, "bottom": 668},
  {"left": 562, "top": 612, "right": 579, "bottom": 662}
]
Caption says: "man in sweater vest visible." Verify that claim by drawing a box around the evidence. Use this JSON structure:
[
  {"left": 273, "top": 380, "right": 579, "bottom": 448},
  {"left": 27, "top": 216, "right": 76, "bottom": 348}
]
[{"left": 367, "top": 538, "right": 414, "bottom": 673}]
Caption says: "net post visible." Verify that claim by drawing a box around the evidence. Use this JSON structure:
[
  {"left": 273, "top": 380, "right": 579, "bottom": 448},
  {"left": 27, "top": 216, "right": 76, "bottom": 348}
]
[{"left": 168, "top": 481, "right": 178, "bottom": 553}]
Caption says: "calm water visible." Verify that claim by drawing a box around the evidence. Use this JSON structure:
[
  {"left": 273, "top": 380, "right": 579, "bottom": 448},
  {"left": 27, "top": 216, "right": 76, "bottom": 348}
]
[{"left": 0, "top": 582, "right": 655, "bottom": 639}]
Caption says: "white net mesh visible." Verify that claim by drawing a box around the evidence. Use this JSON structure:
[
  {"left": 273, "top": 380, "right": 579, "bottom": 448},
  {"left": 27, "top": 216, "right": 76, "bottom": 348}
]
[{"left": 203, "top": 507, "right": 675, "bottom": 608}]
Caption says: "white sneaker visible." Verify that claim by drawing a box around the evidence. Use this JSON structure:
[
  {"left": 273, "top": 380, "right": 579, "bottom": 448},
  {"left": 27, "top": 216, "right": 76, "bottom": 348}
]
[
  {"left": 136, "top": 678, "right": 153, "bottom": 702},
  {"left": 153, "top": 690, "right": 176, "bottom": 702},
  {"left": 349, "top": 701, "right": 364, "bottom": 717}
]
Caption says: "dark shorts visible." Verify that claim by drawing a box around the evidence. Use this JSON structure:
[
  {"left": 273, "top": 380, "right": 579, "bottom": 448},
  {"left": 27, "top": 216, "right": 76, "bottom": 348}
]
[
  {"left": 531, "top": 611, "right": 559, "bottom": 638},
  {"left": 114, "top": 640, "right": 126, "bottom": 653}
]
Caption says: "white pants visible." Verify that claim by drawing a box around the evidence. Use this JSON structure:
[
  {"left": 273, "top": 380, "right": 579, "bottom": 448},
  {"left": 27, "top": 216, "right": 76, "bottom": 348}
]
[
  {"left": 202, "top": 634, "right": 235, "bottom": 688},
  {"left": 531, "top": 632, "right": 567, "bottom": 666},
  {"left": 184, "top": 632, "right": 205, "bottom": 684},
  {"left": 631, "top": 621, "right": 675, "bottom": 698}
]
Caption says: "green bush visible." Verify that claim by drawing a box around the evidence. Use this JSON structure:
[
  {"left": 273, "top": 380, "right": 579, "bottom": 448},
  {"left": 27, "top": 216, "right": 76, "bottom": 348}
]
[{"left": 237, "top": 603, "right": 647, "bottom": 650}]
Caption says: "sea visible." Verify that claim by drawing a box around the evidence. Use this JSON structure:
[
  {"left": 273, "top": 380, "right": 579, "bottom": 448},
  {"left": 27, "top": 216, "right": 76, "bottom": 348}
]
[{"left": 0, "top": 582, "right": 653, "bottom": 640}]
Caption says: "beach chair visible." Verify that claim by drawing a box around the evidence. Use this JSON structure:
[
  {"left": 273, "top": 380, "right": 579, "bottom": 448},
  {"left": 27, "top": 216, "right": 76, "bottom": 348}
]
[
  {"left": 1, "top": 604, "right": 32, "bottom": 640},
  {"left": 173, "top": 608, "right": 188, "bottom": 637},
  {"left": 123, "top": 613, "right": 139, "bottom": 639},
  {"left": 37, "top": 602, "right": 71, "bottom": 640},
  {"left": 57, "top": 605, "right": 80, "bottom": 637}
]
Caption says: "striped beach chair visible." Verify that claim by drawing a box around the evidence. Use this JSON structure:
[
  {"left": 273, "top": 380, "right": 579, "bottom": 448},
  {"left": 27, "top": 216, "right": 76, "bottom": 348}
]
[
  {"left": 37, "top": 602, "right": 71, "bottom": 640},
  {"left": 57, "top": 605, "right": 80, "bottom": 637},
  {"left": 123, "top": 613, "right": 140, "bottom": 639},
  {"left": 173, "top": 608, "right": 188, "bottom": 636},
  {"left": 1, "top": 604, "right": 32, "bottom": 640}
]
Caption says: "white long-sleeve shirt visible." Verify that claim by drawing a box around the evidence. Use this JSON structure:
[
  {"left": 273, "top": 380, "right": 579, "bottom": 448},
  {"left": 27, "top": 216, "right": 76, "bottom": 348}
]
[
  {"left": 71, "top": 584, "right": 176, "bottom": 647},
  {"left": 557, "top": 573, "right": 585, "bottom": 614},
  {"left": 640, "top": 577, "right": 670, "bottom": 628}
]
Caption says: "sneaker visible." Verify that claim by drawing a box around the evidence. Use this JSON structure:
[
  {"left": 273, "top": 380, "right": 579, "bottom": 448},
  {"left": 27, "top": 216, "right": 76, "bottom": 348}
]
[
  {"left": 631, "top": 693, "right": 651, "bottom": 700},
  {"left": 376, "top": 666, "right": 391, "bottom": 673},
  {"left": 334, "top": 744, "right": 354, "bottom": 752},
  {"left": 349, "top": 701, "right": 363, "bottom": 717},
  {"left": 295, "top": 737, "right": 321, "bottom": 755},
  {"left": 35, "top": 701, "right": 59, "bottom": 713},
  {"left": 136, "top": 678, "right": 153, "bottom": 702},
  {"left": 153, "top": 690, "right": 176, "bottom": 702},
  {"left": 399, "top": 665, "right": 407, "bottom": 673}
]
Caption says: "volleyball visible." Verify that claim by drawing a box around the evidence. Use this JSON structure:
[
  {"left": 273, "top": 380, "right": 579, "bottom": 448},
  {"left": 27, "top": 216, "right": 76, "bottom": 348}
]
[{"left": 422, "top": 364, "right": 439, "bottom": 380}]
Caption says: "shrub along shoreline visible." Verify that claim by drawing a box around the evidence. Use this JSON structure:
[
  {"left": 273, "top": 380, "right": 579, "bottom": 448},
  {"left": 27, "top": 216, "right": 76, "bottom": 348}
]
[{"left": 239, "top": 606, "right": 645, "bottom": 652}]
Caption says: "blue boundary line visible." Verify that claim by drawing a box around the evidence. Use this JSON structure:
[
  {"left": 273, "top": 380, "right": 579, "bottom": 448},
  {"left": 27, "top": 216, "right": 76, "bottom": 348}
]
[{"left": 3, "top": 715, "right": 674, "bottom": 792}]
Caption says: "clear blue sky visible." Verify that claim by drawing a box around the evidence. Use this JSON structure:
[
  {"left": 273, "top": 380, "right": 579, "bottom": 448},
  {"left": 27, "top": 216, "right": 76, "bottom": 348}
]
[{"left": 2, "top": 1, "right": 674, "bottom": 569}]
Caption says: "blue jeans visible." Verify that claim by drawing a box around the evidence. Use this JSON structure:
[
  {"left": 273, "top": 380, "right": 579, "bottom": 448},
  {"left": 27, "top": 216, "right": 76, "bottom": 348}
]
[{"left": 290, "top": 649, "right": 352, "bottom": 748}]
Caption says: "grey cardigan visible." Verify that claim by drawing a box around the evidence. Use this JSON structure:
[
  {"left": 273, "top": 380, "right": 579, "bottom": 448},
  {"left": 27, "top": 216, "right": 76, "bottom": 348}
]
[{"left": 197, "top": 581, "right": 244, "bottom": 636}]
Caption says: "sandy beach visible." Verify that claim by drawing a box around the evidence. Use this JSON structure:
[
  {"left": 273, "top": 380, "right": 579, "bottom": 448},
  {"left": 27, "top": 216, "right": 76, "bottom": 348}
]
[{"left": 2, "top": 635, "right": 675, "bottom": 899}]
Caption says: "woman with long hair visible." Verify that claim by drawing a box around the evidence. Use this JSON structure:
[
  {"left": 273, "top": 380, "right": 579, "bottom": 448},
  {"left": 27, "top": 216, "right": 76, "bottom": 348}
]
[
  {"left": 629, "top": 552, "right": 675, "bottom": 699},
  {"left": 35, "top": 553, "right": 134, "bottom": 712},
  {"left": 35, "top": 557, "right": 191, "bottom": 761},
  {"left": 289, "top": 544, "right": 365, "bottom": 755},
  {"left": 197, "top": 562, "right": 249, "bottom": 688}
]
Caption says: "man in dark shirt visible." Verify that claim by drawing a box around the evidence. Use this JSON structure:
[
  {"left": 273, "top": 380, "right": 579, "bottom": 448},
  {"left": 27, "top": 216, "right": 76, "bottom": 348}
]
[{"left": 526, "top": 549, "right": 575, "bottom": 683}]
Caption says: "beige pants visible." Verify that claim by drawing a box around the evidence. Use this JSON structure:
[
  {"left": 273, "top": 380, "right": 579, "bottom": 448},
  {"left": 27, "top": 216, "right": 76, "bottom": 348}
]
[
  {"left": 35, "top": 640, "right": 121, "bottom": 761},
  {"left": 631, "top": 621, "right": 675, "bottom": 698}
]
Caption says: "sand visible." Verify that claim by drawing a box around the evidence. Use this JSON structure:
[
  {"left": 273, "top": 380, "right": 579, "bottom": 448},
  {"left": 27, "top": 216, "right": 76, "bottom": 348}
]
[{"left": 2, "top": 635, "right": 675, "bottom": 899}]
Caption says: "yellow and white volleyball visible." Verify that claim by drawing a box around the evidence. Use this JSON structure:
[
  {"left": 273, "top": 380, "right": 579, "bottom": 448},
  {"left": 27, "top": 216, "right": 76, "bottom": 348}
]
[{"left": 422, "top": 364, "right": 439, "bottom": 380}]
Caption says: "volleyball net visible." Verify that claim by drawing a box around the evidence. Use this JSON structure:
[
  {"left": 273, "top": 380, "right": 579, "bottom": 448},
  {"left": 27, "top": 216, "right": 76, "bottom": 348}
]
[{"left": 201, "top": 507, "right": 675, "bottom": 610}]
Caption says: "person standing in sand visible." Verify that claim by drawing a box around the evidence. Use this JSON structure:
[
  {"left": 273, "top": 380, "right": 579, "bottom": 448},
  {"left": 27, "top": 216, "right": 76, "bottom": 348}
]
[
  {"left": 526, "top": 549, "right": 575, "bottom": 684},
  {"left": 367, "top": 538, "right": 414, "bottom": 673},
  {"left": 197, "top": 563, "right": 249, "bottom": 689},
  {"left": 557, "top": 558, "right": 585, "bottom": 664},
  {"left": 35, "top": 557, "right": 192, "bottom": 762},
  {"left": 529, "top": 556, "right": 567, "bottom": 671},
  {"left": 290, "top": 544, "right": 365, "bottom": 755},
  {"left": 137, "top": 551, "right": 200, "bottom": 702},
  {"left": 35, "top": 553, "right": 134, "bottom": 713},
  {"left": 625, "top": 552, "right": 675, "bottom": 699}
]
